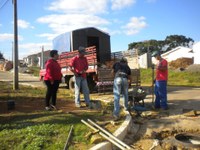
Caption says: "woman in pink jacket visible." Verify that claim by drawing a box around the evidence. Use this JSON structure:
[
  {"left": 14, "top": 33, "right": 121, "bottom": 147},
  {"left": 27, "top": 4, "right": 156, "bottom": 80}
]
[{"left": 44, "top": 50, "right": 62, "bottom": 111}]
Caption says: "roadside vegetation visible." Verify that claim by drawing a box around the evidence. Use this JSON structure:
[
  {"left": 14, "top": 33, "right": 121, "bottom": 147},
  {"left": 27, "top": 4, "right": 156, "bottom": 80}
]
[
  {"left": 141, "top": 68, "right": 200, "bottom": 86},
  {"left": 29, "top": 66, "right": 200, "bottom": 86}
]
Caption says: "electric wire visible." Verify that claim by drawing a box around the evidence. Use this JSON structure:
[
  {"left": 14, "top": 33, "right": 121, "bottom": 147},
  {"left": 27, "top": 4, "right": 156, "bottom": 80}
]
[{"left": 0, "top": 0, "right": 10, "bottom": 10}]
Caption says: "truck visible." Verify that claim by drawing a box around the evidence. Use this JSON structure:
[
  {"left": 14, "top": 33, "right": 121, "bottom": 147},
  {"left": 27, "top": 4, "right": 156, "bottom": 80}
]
[{"left": 39, "top": 46, "right": 141, "bottom": 93}]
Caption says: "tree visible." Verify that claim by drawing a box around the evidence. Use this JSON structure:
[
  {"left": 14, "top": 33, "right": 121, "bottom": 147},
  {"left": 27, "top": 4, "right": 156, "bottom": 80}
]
[
  {"left": 164, "top": 35, "right": 194, "bottom": 51},
  {"left": 128, "top": 35, "right": 194, "bottom": 55},
  {"left": 0, "top": 51, "right": 5, "bottom": 60}
]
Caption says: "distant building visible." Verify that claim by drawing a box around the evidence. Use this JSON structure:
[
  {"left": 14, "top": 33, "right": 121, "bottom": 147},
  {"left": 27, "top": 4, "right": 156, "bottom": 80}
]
[
  {"left": 152, "top": 46, "right": 193, "bottom": 65},
  {"left": 193, "top": 42, "right": 200, "bottom": 64},
  {"left": 23, "top": 50, "right": 51, "bottom": 67},
  {"left": 139, "top": 52, "right": 152, "bottom": 68}
]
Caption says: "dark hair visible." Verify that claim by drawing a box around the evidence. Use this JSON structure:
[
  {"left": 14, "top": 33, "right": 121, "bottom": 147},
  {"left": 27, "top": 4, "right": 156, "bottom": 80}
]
[
  {"left": 120, "top": 57, "right": 128, "bottom": 63},
  {"left": 50, "top": 50, "right": 58, "bottom": 57}
]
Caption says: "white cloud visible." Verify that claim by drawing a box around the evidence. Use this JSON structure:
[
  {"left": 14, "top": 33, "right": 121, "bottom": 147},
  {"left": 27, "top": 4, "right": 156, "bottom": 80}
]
[
  {"left": 122, "top": 16, "right": 147, "bottom": 35},
  {"left": 37, "top": 0, "right": 140, "bottom": 41},
  {"left": 37, "top": 33, "right": 57, "bottom": 41},
  {"left": 111, "top": 0, "right": 136, "bottom": 10},
  {"left": 0, "top": 33, "right": 23, "bottom": 41},
  {"left": 47, "top": 0, "right": 108, "bottom": 14},
  {"left": 18, "top": 19, "right": 34, "bottom": 29},
  {"left": 19, "top": 42, "right": 52, "bottom": 59},
  {"left": 0, "top": 33, "right": 13, "bottom": 41},
  {"left": 37, "top": 14, "right": 110, "bottom": 34}
]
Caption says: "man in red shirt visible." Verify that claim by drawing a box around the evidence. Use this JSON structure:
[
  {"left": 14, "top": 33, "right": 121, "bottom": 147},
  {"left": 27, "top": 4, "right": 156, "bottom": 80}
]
[
  {"left": 152, "top": 51, "right": 168, "bottom": 110},
  {"left": 44, "top": 50, "right": 62, "bottom": 111},
  {"left": 69, "top": 46, "right": 91, "bottom": 108}
]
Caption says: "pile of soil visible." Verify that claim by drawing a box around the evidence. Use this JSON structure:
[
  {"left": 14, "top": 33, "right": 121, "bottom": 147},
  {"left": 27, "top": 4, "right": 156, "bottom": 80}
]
[
  {"left": 169, "top": 58, "right": 193, "bottom": 69},
  {"left": 186, "top": 64, "right": 200, "bottom": 72}
]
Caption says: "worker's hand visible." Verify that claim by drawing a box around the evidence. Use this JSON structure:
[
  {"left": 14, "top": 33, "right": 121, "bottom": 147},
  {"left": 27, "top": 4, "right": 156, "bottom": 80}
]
[
  {"left": 74, "top": 72, "right": 78, "bottom": 76},
  {"left": 50, "top": 80, "right": 54, "bottom": 85},
  {"left": 80, "top": 70, "right": 85, "bottom": 74}
]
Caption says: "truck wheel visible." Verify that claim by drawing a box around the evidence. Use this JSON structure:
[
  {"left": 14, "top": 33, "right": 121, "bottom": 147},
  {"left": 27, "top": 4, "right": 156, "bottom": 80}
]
[
  {"left": 69, "top": 76, "right": 75, "bottom": 92},
  {"left": 87, "top": 77, "right": 96, "bottom": 92}
]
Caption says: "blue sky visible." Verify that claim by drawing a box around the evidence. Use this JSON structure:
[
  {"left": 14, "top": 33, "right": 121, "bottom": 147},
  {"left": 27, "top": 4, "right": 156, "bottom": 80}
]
[{"left": 0, "top": 0, "right": 200, "bottom": 60}]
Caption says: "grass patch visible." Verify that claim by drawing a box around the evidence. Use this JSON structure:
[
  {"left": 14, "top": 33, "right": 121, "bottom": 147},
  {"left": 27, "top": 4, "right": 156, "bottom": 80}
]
[
  {"left": 27, "top": 66, "right": 40, "bottom": 77},
  {"left": 0, "top": 111, "right": 99, "bottom": 150},
  {"left": 0, "top": 81, "right": 116, "bottom": 150},
  {"left": 140, "top": 68, "right": 200, "bottom": 86}
]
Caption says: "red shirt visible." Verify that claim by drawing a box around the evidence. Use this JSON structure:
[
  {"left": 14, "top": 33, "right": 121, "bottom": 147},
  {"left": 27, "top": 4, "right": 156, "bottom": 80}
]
[
  {"left": 70, "top": 55, "right": 88, "bottom": 78},
  {"left": 156, "top": 59, "right": 168, "bottom": 81},
  {"left": 44, "top": 59, "right": 62, "bottom": 81}
]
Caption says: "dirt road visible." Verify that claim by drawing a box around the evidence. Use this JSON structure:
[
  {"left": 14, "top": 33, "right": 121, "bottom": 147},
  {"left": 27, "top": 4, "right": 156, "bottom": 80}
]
[{"left": 0, "top": 70, "right": 45, "bottom": 87}]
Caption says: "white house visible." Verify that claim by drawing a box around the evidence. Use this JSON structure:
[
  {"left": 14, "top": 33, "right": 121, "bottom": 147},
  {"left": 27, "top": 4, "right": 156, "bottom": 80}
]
[
  {"left": 152, "top": 46, "right": 193, "bottom": 65},
  {"left": 193, "top": 42, "right": 200, "bottom": 64},
  {"left": 161, "top": 46, "right": 193, "bottom": 62}
]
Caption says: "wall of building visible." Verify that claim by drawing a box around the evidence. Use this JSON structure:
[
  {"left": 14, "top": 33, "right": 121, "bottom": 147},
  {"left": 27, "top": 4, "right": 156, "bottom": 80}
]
[{"left": 193, "top": 42, "right": 200, "bottom": 64}]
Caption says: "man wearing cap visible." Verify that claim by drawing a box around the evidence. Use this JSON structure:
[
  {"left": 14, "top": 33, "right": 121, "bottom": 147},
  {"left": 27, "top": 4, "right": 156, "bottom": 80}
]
[
  {"left": 112, "top": 57, "right": 132, "bottom": 119},
  {"left": 152, "top": 51, "right": 168, "bottom": 110},
  {"left": 69, "top": 46, "right": 91, "bottom": 108}
]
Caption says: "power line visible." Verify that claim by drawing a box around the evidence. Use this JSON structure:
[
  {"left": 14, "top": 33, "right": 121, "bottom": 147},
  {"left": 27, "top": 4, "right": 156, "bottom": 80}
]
[{"left": 0, "top": 0, "right": 10, "bottom": 10}]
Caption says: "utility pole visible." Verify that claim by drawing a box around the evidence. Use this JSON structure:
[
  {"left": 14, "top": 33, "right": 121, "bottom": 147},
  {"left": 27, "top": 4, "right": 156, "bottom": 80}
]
[
  {"left": 41, "top": 46, "right": 44, "bottom": 69},
  {"left": 13, "top": 0, "right": 19, "bottom": 90}
]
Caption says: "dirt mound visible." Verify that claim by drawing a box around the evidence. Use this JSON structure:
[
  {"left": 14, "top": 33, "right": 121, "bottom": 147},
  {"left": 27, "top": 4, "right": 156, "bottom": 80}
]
[
  {"left": 169, "top": 58, "right": 193, "bottom": 69},
  {"left": 186, "top": 64, "right": 200, "bottom": 72}
]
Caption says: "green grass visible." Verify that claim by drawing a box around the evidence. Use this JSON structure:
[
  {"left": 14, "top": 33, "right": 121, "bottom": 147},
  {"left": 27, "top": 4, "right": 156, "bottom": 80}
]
[
  {"left": 0, "top": 82, "right": 110, "bottom": 150},
  {"left": 27, "top": 66, "right": 40, "bottom": 77},
  {"left": 0, "top": 111, "right": 99, "bottom": 150},
  {"left": 140, "top": 68, "right": 200, "bottom": 86},
  {"left": 1, "top": 68, "right": 200, "bottom": 149}
]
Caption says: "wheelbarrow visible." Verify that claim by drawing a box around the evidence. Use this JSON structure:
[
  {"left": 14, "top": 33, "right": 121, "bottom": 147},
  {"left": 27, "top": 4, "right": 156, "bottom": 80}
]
[{"left": 128, "top": 86, "right": 147, "bottom": 107}]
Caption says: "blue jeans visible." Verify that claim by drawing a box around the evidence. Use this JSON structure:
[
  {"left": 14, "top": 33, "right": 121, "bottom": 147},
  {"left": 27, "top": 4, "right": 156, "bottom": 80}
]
[
  {"left": 154, "top": 80, "right": 168, "bottom": 109},
  {"left": 74, "top": 76, "right": 90, "bottom": 106},
  {"left": 113, "top": 77, "right": 129, "bottom": 117}
]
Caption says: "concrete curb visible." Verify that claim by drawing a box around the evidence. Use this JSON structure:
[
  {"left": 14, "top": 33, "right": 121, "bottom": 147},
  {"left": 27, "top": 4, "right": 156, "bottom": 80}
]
[{"left": 90, "top": 111, "right": 132, "bottom": 150}]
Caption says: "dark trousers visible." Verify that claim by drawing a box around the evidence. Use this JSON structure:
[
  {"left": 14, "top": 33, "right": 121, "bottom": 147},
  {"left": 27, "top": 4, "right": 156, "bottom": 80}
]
[{"left": 44, "top": 80, "right": 60, "bottom": 107}]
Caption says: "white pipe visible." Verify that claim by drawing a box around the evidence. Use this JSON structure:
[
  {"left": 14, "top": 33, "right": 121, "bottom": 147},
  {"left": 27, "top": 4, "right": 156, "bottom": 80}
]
[
  {"left": 87, "top": 119, "right": 132, "bottom": 149},
  {"left": 82, "top": 119, "right": 127, "bottom": 150},
  {"left": 81, "top": 119, "right": 99, "bottom": 132},
  {"left": 63, "top": 125, "right": 73, "bottom": 150},
  {"left": 99, "top": 132, "right": 126, "bottom": 150}
]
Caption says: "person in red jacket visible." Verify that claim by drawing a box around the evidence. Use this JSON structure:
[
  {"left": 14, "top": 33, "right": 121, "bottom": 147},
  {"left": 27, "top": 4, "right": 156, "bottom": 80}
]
[
  {"left": 152, "top": 51, "right": 168, "bottom": 110},
  {"left": 69, "top": 46, "right": 91, "bottom": 108},
  {"left": 44, "top": 50, "right": 62, "bottom": 111}
]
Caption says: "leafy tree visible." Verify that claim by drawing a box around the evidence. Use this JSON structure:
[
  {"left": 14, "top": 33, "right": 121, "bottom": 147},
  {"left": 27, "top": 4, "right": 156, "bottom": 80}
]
[
  {"left": 164, "top": 35, "right": 194, "bottom": 51},
  {"left": 128, "top": 35, "right": 194, "bottom": 55},
  {"left": 0, "top": 51, "right": 5, "bottom": 60}
]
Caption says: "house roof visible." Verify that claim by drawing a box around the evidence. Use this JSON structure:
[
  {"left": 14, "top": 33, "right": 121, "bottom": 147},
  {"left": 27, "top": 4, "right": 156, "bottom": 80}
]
[{"left": 161, "top": 46, "right": 193, "bottom": 57}]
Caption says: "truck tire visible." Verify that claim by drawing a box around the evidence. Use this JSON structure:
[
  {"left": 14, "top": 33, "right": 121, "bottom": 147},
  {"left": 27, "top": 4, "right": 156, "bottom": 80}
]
[
  {"left": 69, "top": 76, "right": 75, "bottom": 92},
  {"left": 87, "top": 75, "right": 96, "bottom": 92}
]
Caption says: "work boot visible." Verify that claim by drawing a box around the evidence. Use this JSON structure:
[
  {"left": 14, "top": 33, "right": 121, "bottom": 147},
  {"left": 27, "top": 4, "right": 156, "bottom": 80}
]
[
  {"left": 45, "top": 106, "right": 51, "bottom": 111},
  {"left": 75, "top": 104, "right": 81, "bottom": 108},
  {"left": 50, "top": 105, "right": 58, "bottom": 110},
  {"left": 86, "top": 103, "right": 92, "bottom": 109}
]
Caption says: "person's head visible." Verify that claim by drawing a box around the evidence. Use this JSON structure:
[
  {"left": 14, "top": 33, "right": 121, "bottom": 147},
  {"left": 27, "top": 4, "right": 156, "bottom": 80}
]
[
  {"left": 120, "top": 57, "right": 128, "bottom": 63},
  {"left": 50, "top": 50, "right": 59, "bottom": 60},
  {"left": 78, "top": 46, "right": 86, "bottom": 57},
  {"left": 152, "top": 51, "right": 161, "bottom": 60}
]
